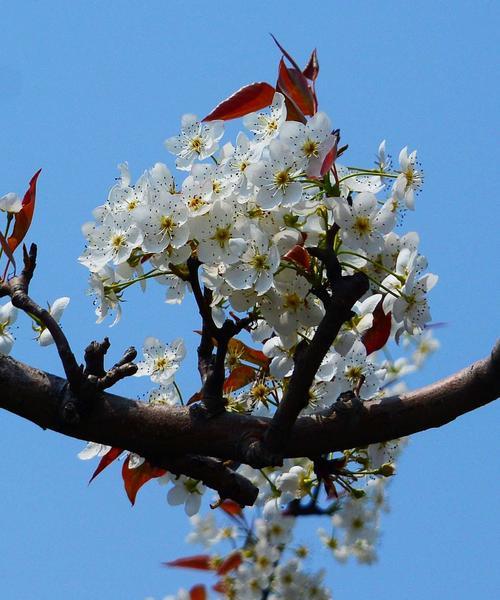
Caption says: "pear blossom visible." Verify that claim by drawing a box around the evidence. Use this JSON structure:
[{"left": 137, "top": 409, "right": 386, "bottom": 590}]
[
  {"left": 79, "top": 213, "right": 143, "bottom": 271},
  {"left": 164, "top": 113, "right": 224, "bottom": 171},
  {"left": 333, "top": 192, "right": 396, "bottom": 255},
  {"left": 224, "top": 225, "right": 280, "bottom": 294},
  {"left": 280, "top": 111, "right": 336, "bottom": 176},
  {"left": 34, "top": 297, "right": 70, "bottom": 346},
  {"left": 222, "top": 131, "right": 263, "bottom": 194},
  {"left": 135, "top": 336, "right": 186, "bottom": 385},
  {"left": 330, "top": 340, "right": 385, "bottom": 400},
  {"left": 262, "top": 335, "right": 294, "bottom": 378},
  {"left": 186, "top": 513, "right": 219, "bottom": 547},
  {"left": 394, "top": 146, "right": 423, "bottom": 209},
  {"left": 134, "top": 191, "right": 189, "bottom": 254},
  {"left": 166, "top": 474, "right": 205, "bottom": 516},
  {"left": 243, "top": 92, "right": 287, "bottom": 143},
  {"left": 77, "top": 442, "right": 111, "bottom": 460},
  {"left": 0, "top": 192, "right": 22, "bottom": 213},
  {"left": 246, "top": 140, "right": 303, "bottom": 209},
  {"left": 86, "top": 266, "right": 122, "bottom": 325},
  {"left": 0, "top": 301, "right": 18, "bottom": 355},
  {"left": 192, "top": 199, "right": 247, "bottom": 266}
]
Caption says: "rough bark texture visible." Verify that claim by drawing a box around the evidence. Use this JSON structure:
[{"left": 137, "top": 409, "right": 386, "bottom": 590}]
[{"left": 1, "top": 340, "right": 498, "bottom": 473}]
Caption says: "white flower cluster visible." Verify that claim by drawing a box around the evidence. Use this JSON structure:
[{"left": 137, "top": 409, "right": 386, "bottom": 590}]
[
  {"left": 76, "top": 89, "right": 440, "bottom": 599},
  {"left": 79, "top": 91, "right": 435, "bottom": 400}
]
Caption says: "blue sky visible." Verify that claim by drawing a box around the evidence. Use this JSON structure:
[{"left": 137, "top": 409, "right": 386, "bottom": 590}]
[{"left": 1, "top": 1, "right": 498, "bottom": 599}]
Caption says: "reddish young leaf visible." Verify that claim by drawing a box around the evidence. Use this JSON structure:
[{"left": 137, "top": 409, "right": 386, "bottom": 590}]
[
  {"left": 270, "top": 34, "right": 301, "bottom": 71},
  {"left": 226, "top": 338, "right": 270, "bottom": 369},
  {"left": 121, "top": 456, "right": 166, "bottom": 506},
  {"left": 277, "top": 59, "right": 316, "bottom": 117},
  {"left": 217, "top": 552, "right": 242, "bottom": 575},
  {"left": 88, "top": 447, "right": 123, "bottom": 484},
  {"left": 323, "top": 475, "right": 339, "bottom": 499},
  {"left": 223, "top": 364, "right": 256, "bottom": 393},
  {"left": 212, "top": 581, "right": 228, "bottom": 594},
  {"left": 362, "top": 300, "right": 392, "bottom": 355},
  {"left": 320, "top": 131, "right": 340, "bottom": 177},
  {"left": 187, "top": 390, "right": 203, "bottom": 405},
  {"left": 203, "top": 82, "right": 276, "bottom": 122},
  {"left": 278, "top": 88, "right": 307, "bottom": 124},
  {"left": 0, "top": 230, "right": 16, "bottom": 271},
  {"left": 218, "top": 499, "right": 244, "bottom": 518},
  {"left": 284, "top": 244, "right": 311, "bottom": 271},
  {"left": 8, "top": 169, "right": 42, "bottom": 254},
  {"left": 303, "top": 48, "right": 320, "bottom": 81},
  {"left": 189, "top": 585, "right": 207, "bottom": 600},
  {"left": 163, "top": 555, "right": 214, "bottom": 571}
]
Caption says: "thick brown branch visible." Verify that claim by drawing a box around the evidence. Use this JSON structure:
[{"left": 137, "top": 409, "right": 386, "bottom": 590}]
[{"left": 1, "top": 342, "right": 498, "bottom": 481}]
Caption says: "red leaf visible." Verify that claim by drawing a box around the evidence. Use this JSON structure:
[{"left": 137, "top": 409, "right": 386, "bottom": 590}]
[
  {"left": 203, "top": 82, "right": 276, "bottom": 122},
  {"left": 323, "top": 475, "right": 338, "bottom": 499},
  {"left": 217, "top": 552, "right": 242, "bottom": 575},
  {"left": 187, "top": 390, "right": 203, "bottom": 405},
  {"left": 270, "top": 34, "right": 301, "bottom": 71},
  {"left": 278, "top": 89, "right": 307, "bottom": 124},
  {"left": 226, "top": 338, "right": 270, "bottom": 369},
  {"left": 121, "top": 456, "right": 166, "bottom": 506},
  {"left": 190, "top": 585, "right": 207, "bottom": 600},
  {"left": 223, "top": 364, "right": 256, "bottom": 393},
  {"left": 212, "top": 581, "right": 228, "bottom": 594},
  {"left": 362, "top": 300, "right": 392, "bottom": 355},
  {"left": 284, "top": 244, "right": 311, "bottom": 271},
  {"left": 218, "top": 499, "right": 243, "bottom": 518},
  {"left": 163, "top": 555, "right": 214, "bottom": 571},
  {"left": 8, "top": 169, "right": 41, "bottom": 254},
  {"left": 320, "top": 131, "right": 340, "bottom": 177},
  {"left": 0, "top": 230, "right": 16, "bottom": 271},
  {"left": 303, "top": 48, "right": 320, "bottom": 81},
  {"left": 277, "top": 59, "right": 315, "bottom": 117},
  {"left": 88, "top": 447, "right": 123, "bottom": 484}
]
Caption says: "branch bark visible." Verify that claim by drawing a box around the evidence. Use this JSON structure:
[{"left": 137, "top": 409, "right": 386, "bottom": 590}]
[{"left": 1, "top": 341, "right": 498, "bottom": 476}]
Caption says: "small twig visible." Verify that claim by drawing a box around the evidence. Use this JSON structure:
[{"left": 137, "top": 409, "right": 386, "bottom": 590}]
[{"left": 8, "top": 244, "right": 83, "bottom": 387}]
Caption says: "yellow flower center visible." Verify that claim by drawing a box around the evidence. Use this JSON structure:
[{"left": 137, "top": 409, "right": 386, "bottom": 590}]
[
  {"left": 302, "top": 138, "right": 319, "bottom": 157},
  {"left": 345, "top": 365, "right": 363, "bottom": 383},
  {"left": 213, "top": 226, "right": 231, "bottom": 247},
  {"left": 250, "top": 254, "right": 268, "bottom": 271},
  {"left": 189, "top": 136, "right": 203, "bottom": 153},
  {"left": 265, "top": 118, "right": 278, "bottom": 133},
  {"left": 188, "top": 195, "right": 205, "bottom": 211},
  {"left": 251, "top": 383, "right": 269, "bottom": 402},
  {"left": 154, "top": 356, "right": 169, "bottom": 372},
  {"left": 283, "top": 292, "right": 302, "bottom": 311},
  {"left": 160, "top": 215, "right": 175, "bottom": 234},
  {"left": 353, "top": 216, "right": 372, "bottom": 235},
  {"left": 111, "top": 234, "right": 126, "bottom": 249},
  {"left": 274, "top": 169, "right": 291, "bottom": 189}
]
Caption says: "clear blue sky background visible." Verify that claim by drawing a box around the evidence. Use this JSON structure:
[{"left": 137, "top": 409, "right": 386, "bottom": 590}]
[{"left": 1, "top": 1, "right": 498, "bottom": 599}]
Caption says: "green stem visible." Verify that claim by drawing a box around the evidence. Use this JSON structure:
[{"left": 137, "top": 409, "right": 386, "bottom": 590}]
[
  {"left": 173, "top": 381, "right": 184, "bottom": 406},
  {"left": 0, "top": 214, "right": 13, "bottom": 262},
  {"left": 109, "top": 269, "right": 169, "bottom": 293},
  {"left": 338, "top": 249, "right": 404, "bottom": 281}
]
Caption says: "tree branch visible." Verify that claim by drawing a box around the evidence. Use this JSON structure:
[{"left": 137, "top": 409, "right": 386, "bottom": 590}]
[{"left": 1, "top": 341, "right": 498, "bottom": 481}]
